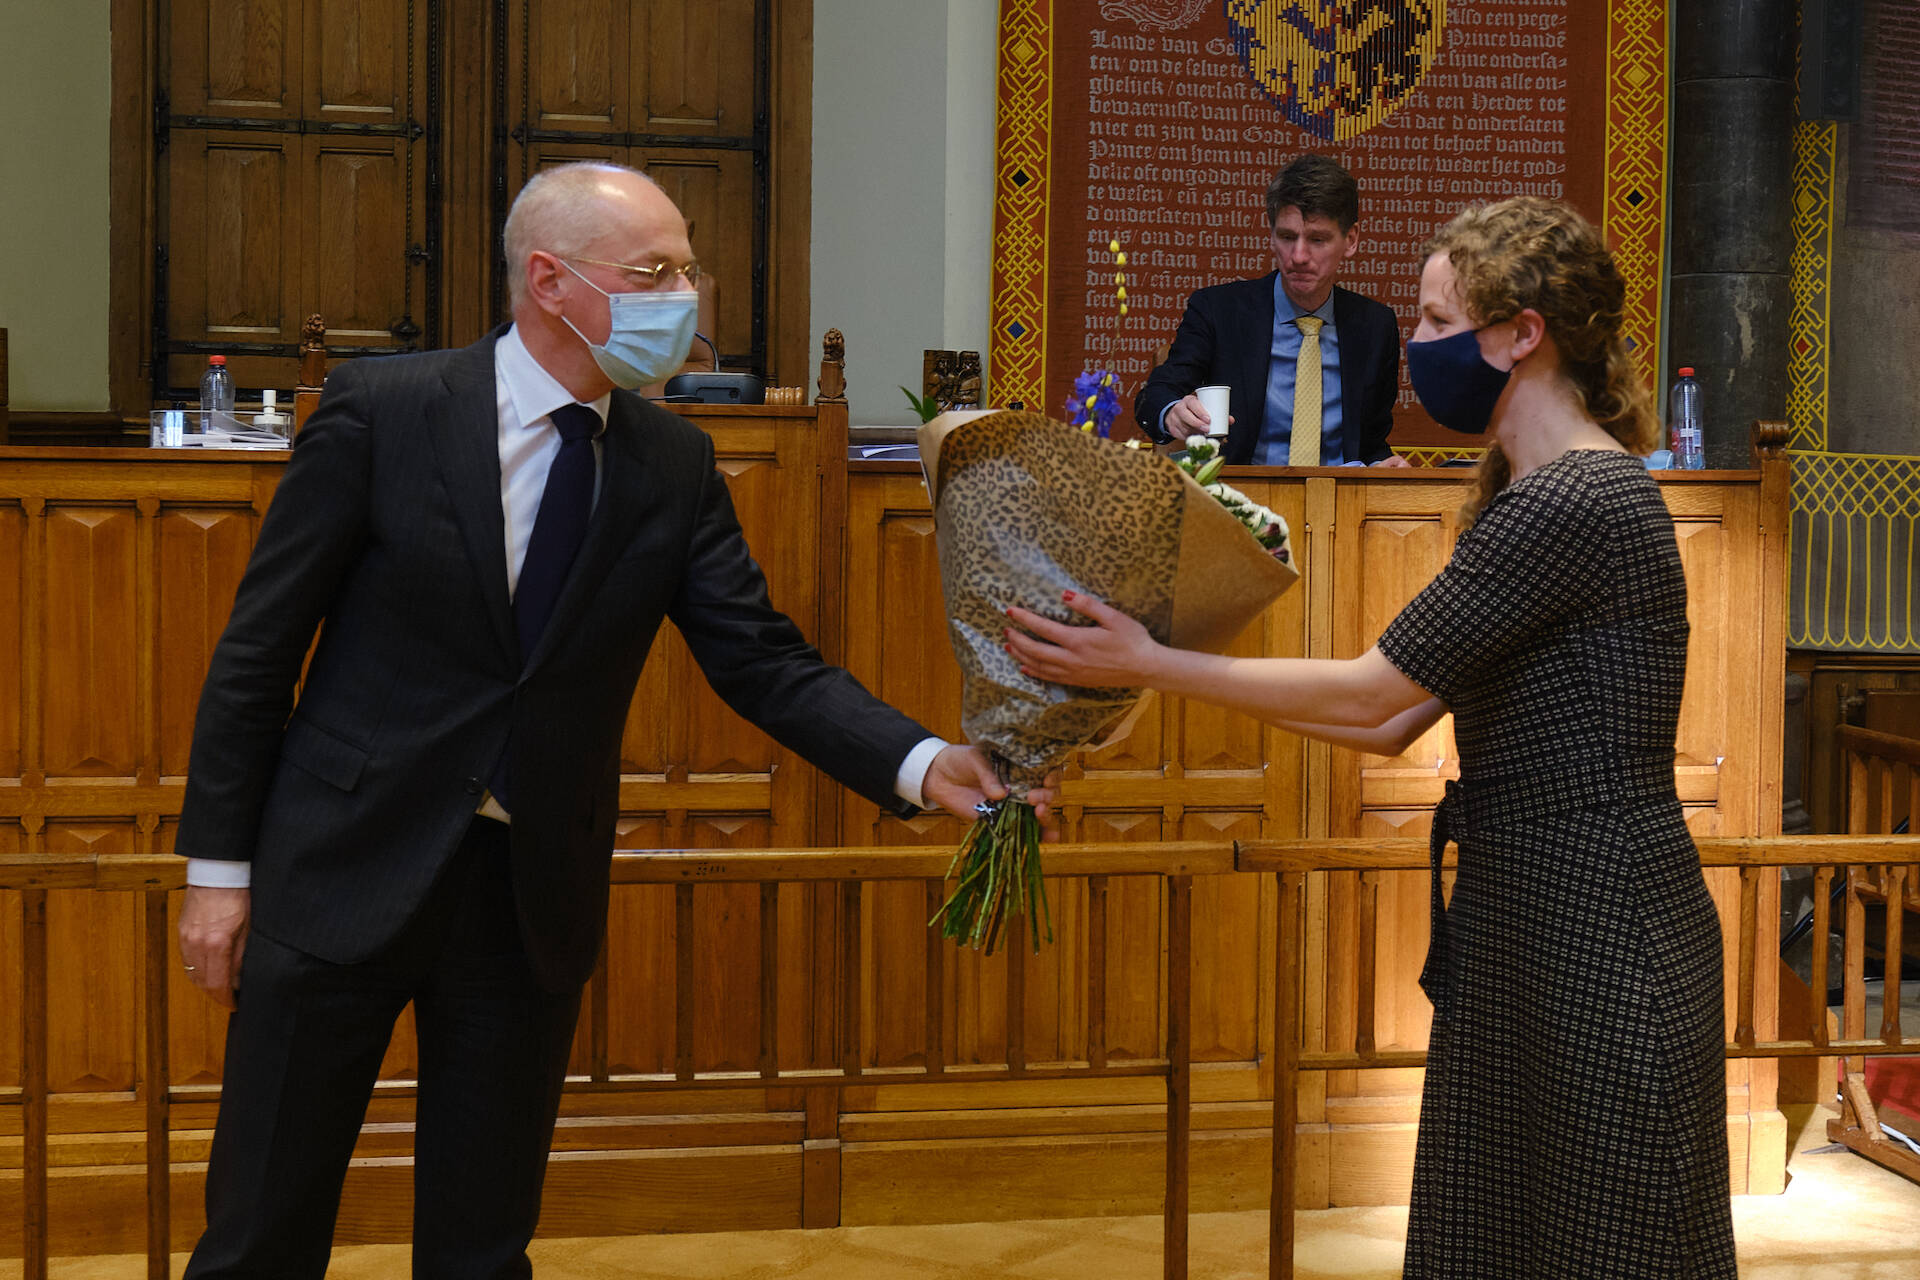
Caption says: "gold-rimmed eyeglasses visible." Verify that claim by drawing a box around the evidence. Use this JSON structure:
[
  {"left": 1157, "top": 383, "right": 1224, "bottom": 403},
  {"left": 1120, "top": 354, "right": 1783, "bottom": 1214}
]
[{"left": 564, "top": 254, "right": 702, "bottom": 291}]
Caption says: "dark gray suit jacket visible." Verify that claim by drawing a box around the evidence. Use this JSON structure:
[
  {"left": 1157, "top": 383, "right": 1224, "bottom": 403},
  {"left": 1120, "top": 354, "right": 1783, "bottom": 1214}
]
[
  {"left": 1133, "top": 276, "right": 1401, "bottom": 465},
  {"left": 177, "top": 331, "right": 928, "bottom": 990}
]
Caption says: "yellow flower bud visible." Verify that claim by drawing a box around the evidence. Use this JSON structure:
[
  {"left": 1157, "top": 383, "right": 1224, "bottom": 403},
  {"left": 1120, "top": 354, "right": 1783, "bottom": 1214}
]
[
  {"left": 1116, "top": 287, "right": 1127, "bottom": 300},
  {"left": 1119, "top": 303, "right": 1129, "bottom": 315},
  {"left": 1108, "top": 239, "right": 1120, "bottom": 253},
  {"left": 1114, "top": 272, "right": 1125, "bottom": 285},
  {"left": 1101, "top": 373, "right": 1113, "bottom": 387},
  {"left": 1084, "top": 394, "right": 1098, "bottom": 408},
  {"left": 1117, "top": 252, "right": 1128, "bottom": 266}
]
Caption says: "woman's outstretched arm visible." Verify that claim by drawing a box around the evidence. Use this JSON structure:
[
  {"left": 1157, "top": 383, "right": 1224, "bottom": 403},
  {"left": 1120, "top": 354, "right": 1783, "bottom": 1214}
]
[
  {"left": 1269, "top": 696, "right": 1450, "bottom": 755},
  {"left": 1004, "top": 593, "right": 1434, "bottom": 731}
]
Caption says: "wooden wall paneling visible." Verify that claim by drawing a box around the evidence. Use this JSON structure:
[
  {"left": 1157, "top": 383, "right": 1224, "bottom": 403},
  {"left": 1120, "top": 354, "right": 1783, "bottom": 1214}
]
[
  {"left": 839, "top": 473, "right": 965, "bottom": 842},
  {"left": 1237, "top": 479, "right": 1310, "bottom": 836},
  {"left": 689, "top": 816, "right": 774, "bottom": 1075},
  {"left": 1336, "top": 480, "right": 1457, "bottom": 822},
  {"left": 168, "top": 0, "right": 301, "bottom": 118},
  {"left": 1082, "top": 811, "right": 1166, "bottom": 1064},
  {"left": 767, "top": 0, "right": 812, "bottom": 388},
  {"left": 108, "top": 0, "right": 159, "bottom": 416},
  {"left": 307, "top": 0, "right": 412, "bottom": 124},
  {"left": 1669, "top": 487, "right": 1737, "bottom": 824},
  {"left": 155, "top": 506, "right": 255, "bottom": 778},
  {"left": 633, "top": 0, "right": 755, "bottom": 136},
  {"left": 529, "top": 0, "right": 630, "bottom": 133},
  {"left": 304, "top": 134, "right": 421, "bottom": 352},
  {"left": 1019, "top": 875, "right": 1088, "bottom": 1064},
  {"left": 865, "top": 874, "right": 935, "bottom": 1070},
  {"left": 607, "top": 819, "right": 677, "bottom": 1077},
  {"left": 41, "top": 504, "right": 140, "bottom": 779},
  {"left": 0, "top": 501, "right": 20, "bottom": 780},
  {"left": 1352, "top": 808, "right": 1436, "bottom": 1054},
  {"left": 1181, "top": 813, "right": 1263, "bottom": 1066},
  {"left": 43, "top": 827, "right": 140, "bottom": 1094},
  {"left": 638, "top": 151, "right": 756, "bottom": 365},
  {"left": 439, "top": 0, "right": 499, "bottom": 345},
  {"left": 164, "top": 131, "right": 304, "bottom": 393}
]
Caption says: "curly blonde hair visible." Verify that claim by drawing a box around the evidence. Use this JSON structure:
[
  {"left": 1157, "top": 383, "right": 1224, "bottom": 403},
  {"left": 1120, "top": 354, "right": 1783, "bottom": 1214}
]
[{"left": 1423, "top": 198, "right": 1658, "bottom": 528}]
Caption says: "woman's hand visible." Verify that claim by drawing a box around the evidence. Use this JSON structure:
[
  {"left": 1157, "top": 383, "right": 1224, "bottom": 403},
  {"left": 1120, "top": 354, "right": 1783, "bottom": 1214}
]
[{"left": 1005, "top": 592, "right": 1166, "bottom": 689}]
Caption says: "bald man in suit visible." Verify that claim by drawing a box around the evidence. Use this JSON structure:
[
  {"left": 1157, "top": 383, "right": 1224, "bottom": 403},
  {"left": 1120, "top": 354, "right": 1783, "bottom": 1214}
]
[{"left": 174, "top": 161, "right": 1052, "bottom": 1278}]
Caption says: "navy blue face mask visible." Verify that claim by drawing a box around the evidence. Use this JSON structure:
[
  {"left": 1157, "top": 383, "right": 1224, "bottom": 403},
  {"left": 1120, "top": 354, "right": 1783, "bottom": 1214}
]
[{"left": 1406, "top": 327, "right": 1512, "bottom": 435}]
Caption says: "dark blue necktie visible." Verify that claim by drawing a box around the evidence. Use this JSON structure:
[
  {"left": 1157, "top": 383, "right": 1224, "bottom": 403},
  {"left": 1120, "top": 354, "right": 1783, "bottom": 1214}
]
[{"left": 491, "top": 401, "right": 599, "bottom": 812}]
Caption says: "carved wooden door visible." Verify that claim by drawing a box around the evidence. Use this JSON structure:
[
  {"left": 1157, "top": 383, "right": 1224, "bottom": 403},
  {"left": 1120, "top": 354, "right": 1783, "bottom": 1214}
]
[
  {"left": 500, "top": 0, "right": 766, "bottom": 374},
  {"left": 158, "top": 0, "right": 439, "bottom": 401}
]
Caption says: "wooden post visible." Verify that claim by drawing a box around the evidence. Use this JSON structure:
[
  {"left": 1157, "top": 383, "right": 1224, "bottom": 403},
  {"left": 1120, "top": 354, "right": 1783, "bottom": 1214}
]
[
  {"left": 675, "top": 884, "right": 697, "bottom": 1080},
  {"left": 812, "top": 330, "right": 851, "bottom": 846},
  {"left": 23, "top": 888, "right": 49, "bottom": 1280},
  {"left": 144, "top": 888, "right": 173, "bottom": 1278},
  {"left": 293, "top": 315, "right": 327, "bottom": 435},
  {"left": 1270, "top": 871, "right": 1303, "bottom": 1280},
  {"left": 1088, "top": 875, "right": 1109, "bottom": 1069},
  {"left": 1164, "top": 874, "right": 1191, "bottom": 1280}
]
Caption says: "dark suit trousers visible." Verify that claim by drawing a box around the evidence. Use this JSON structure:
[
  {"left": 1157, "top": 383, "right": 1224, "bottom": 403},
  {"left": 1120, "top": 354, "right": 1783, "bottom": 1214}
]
[{"left": 184, "top": 817, "right": 583, "bottom": 1280}]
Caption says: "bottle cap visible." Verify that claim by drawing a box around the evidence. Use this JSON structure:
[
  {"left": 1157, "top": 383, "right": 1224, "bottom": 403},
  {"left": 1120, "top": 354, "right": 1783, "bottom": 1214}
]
[
  {"left": 209, "top": 355, "right": 227, "bottom": 366},
  {"left": 262, "top": 389, "right": 278, "bottom": 408},
  {"left": 1677, "top": 366, "right": 1694, "bottom": 377}
]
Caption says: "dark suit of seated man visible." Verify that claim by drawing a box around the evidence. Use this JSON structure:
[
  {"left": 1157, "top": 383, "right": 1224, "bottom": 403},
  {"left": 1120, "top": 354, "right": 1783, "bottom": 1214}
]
[{"left": 1134, "top": 153, "right": 1407, "bottom": 467}]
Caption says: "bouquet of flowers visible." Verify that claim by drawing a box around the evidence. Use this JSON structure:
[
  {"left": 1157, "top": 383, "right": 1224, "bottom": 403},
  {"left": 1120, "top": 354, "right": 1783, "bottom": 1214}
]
[{"left": 918, "top": 409, "right": 1298, "bottom": 952}]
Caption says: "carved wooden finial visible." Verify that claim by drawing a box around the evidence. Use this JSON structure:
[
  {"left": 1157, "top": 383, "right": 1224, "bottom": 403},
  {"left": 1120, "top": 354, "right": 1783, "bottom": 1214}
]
[
  {"left": 1752, "top": 419, "right": 1789, "bottom": 460},
  {"left": 298, "top": 315, "right": 328, "bottom": 390},
  {"left": 817, "top": 328, "right": 847, "bottom": 403}
]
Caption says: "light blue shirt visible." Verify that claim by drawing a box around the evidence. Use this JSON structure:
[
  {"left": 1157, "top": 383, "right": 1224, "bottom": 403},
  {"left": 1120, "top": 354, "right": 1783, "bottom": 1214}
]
[{"left": 1258, "top": 282, "right": 1347, "bottom": 466}]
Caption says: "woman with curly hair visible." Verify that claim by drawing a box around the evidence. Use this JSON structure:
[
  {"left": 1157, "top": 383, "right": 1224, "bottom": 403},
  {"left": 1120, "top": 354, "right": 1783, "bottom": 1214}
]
[{"left": 1007, "top": 197, "right": 1738, "bottom": 1277}]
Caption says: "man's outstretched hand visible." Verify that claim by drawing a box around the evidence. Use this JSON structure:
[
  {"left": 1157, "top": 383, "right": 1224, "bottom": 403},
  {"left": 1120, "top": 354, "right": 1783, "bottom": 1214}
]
[{"left": 922, "top": 745, "right": 1062, "bottom": 840}]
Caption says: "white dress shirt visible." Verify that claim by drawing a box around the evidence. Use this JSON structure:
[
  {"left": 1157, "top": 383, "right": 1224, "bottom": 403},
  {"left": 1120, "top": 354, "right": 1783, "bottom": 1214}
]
[{"left": 187, "top": 328, "right": 944, "bottom": 889}]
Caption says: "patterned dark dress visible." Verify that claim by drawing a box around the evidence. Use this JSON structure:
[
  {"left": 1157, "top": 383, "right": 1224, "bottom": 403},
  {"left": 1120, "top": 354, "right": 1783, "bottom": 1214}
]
[{"left": 1375, "top": 449, "right": 1738, "bottom": 1278}]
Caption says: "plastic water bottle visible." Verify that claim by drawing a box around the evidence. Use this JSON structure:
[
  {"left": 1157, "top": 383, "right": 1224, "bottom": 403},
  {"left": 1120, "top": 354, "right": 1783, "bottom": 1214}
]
[
  {"left": 199, "top": 355, "right": 234, "bottom": 431},
  {"left": 1669, "top": 366, "right": 1704, "bottom": 470}
]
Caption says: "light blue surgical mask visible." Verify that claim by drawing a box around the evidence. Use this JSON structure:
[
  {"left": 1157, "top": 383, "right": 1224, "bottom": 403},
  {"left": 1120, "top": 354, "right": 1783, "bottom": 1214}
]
[{"left": 561, "top": 261, "right": 699, "bottom": 389}]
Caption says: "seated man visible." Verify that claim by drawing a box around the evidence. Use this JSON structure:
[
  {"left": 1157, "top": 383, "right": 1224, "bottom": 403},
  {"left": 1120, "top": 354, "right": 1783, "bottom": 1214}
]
[{"left": 1134, "top": 153, "right": 1406, "bottom": 466}]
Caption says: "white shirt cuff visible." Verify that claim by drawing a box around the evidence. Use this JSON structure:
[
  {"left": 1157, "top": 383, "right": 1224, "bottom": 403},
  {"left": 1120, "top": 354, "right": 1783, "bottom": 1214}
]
[
  {"left": 185, "top": 858, "right": 252, "bottom": 889},
  {"left": 893, "top": 736, "right": 949, "bottom": 811}
]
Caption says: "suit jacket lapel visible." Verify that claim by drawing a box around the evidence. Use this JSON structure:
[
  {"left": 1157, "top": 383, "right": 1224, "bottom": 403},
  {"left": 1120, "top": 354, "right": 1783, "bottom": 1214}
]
[
  {"left": 427, "top": 334, "right": 517, "bottom": 667},
  {"left": 1332, "top": 287, "right": 1372, "bottom": 430},
  {"left": 1229, "top": 274, "right": 1277, "bottom": 463},
  {"left": 520, "top": 392, "right": 655, "bottom": 677}
]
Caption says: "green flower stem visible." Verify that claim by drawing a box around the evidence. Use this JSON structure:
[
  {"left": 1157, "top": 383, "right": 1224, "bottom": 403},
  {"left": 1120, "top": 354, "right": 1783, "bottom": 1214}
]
[{"left": 929, "top": 798, "right": 1052, "bottom": 954}]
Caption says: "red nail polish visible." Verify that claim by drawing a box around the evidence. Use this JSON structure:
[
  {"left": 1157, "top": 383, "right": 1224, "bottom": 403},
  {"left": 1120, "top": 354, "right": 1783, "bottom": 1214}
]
[{"left": 1063, "top": 590, "right": 1075, "bottom": 602}]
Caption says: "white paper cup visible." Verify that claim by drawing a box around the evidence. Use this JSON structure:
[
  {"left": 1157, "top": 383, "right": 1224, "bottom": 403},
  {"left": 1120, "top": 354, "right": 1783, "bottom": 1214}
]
[{"left": 1195, "top": 385, "right": 1231, "bottom": 437}]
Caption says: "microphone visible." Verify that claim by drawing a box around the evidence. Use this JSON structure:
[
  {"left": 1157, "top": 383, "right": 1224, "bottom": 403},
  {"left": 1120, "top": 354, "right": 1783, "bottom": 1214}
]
[
  {"left": 663, "top": 331, "right": 765, "bottom": 405},
  {"left": 692, "top": 331, "right": 721, "bottom": 371}
]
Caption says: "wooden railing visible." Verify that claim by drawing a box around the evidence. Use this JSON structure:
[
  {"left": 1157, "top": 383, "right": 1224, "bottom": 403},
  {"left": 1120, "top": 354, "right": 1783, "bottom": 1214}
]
[
  {"left": 2, "top": 843, "right": 1221, "bottom": 1280},
  {"left": 1244, "top": 834, "right": 1920, "bottom": 1280},
  {"left": 1833, "top": 726, "right": 1920, "bottom": 1182},
  {"left": 10, "top": 834, "right": 1919, "bottom": 1279}
]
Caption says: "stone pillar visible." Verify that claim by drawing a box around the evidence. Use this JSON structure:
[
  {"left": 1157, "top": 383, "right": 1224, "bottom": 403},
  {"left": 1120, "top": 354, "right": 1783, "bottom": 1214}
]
[{"left": 1668, "top": 2, "right": 1797, "bottom": 469}]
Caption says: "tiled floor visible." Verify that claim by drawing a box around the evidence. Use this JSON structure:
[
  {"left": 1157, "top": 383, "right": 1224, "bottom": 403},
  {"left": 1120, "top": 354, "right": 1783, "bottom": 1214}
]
[{"left": 11, "top": 1105, "right": 1918, "bottom": 1278}]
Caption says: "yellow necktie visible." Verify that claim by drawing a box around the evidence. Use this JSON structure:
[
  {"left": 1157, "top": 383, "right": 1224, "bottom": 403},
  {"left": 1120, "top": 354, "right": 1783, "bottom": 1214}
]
[{"left": 1290, "top": 315, "right": 1324, "bottom": 467}]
